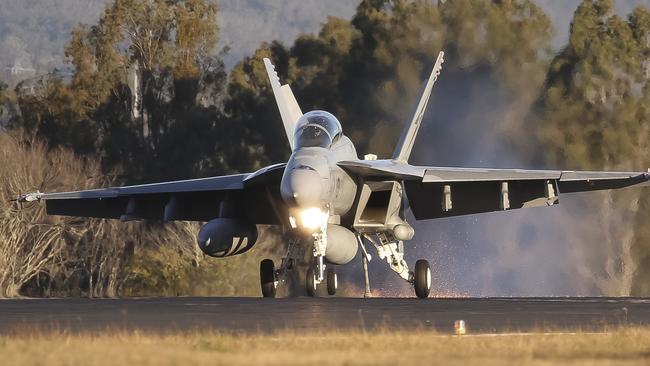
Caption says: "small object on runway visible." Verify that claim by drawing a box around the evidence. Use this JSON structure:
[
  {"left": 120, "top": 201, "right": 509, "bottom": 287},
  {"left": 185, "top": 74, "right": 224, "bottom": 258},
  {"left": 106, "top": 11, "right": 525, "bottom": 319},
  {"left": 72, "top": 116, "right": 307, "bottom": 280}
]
[{"left": 454, "top": 320, "right": 467, "bottom": 335}]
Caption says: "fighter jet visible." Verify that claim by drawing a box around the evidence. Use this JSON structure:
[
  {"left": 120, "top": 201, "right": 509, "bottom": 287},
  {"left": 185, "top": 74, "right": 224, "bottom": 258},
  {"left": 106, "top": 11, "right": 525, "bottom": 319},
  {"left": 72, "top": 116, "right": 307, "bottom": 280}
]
[{"left": 16, "top": 52, "right": 650, "bottom": 298}]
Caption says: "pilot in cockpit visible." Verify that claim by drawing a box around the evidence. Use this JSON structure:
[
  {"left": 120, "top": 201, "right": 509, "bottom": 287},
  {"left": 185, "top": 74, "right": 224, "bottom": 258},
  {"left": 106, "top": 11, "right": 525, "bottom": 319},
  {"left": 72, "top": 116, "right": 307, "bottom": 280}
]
[{"left": 293, "top": 111, "right": 342, "bottom": 149}]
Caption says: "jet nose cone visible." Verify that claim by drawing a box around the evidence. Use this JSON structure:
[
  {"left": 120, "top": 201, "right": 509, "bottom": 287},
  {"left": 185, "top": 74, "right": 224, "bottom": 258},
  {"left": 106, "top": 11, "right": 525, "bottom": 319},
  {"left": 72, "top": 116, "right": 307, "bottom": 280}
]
[{"left": 281, "top": 168, "right": 323, "bottom": 208}]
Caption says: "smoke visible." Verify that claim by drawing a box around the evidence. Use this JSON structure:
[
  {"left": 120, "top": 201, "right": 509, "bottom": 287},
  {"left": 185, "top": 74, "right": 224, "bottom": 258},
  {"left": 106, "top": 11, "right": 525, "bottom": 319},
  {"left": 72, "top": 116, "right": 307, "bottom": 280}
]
[{"left": 345, "top": 64, "right": 639, "bottom": 297}]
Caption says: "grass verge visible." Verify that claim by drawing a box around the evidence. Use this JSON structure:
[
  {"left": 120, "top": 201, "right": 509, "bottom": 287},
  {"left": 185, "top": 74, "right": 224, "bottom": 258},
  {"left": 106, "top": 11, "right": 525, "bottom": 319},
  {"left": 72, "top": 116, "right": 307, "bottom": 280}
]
[{"left": 1, "top": 327, "right": 649, "bottom": 365}]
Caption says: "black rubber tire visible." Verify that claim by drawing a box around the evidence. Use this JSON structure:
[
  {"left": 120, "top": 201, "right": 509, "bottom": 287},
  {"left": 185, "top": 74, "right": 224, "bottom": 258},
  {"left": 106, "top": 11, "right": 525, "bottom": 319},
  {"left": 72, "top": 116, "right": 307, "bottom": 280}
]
[
  {"left": 260, "top": 259, "right": 276, "bottom": 298},
  {"left": 306, "top": 267, "right": 317, "bottom": 297},
  {"left": 414, "top": 259, "right": 431, "bottom": 299},
  {"left": 326, "top": 267, "right": 337, "bottom": 296}
]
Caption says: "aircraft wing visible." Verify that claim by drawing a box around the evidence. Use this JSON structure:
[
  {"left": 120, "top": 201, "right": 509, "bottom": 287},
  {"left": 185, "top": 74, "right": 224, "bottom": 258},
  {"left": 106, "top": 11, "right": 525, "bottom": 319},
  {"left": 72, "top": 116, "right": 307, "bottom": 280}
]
[
  {"left": 17, "top": 164, "right": 288, "bottom": 224},
  {"left": 338, "top": 160, "right": 650, "bottom": 220}
]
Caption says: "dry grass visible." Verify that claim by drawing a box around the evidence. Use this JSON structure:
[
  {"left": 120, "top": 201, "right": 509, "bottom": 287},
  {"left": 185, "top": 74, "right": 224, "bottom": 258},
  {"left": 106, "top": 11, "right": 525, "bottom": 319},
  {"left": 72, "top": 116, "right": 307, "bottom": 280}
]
[{"left": 1, "top": 328, "right": 649, "bottom": 365}]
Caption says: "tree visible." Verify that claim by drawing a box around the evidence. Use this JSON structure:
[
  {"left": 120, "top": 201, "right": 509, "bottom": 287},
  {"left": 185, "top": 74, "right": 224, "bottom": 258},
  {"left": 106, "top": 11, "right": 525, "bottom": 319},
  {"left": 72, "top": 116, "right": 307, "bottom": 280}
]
[
  {"left": 15, "top": 0, "right": 230, "bottom": 182},
  {"left": 538, "top": 0, "right": 650, "bottom": 294},
  {"left": 229, "top": 0, "right": 552, "bottom": 164},
  {"left": 0, "top": 82, "right": 18, "bottom": 129},
  {"left": 0, "top": 134, "right": 125, "bottom": 297}
]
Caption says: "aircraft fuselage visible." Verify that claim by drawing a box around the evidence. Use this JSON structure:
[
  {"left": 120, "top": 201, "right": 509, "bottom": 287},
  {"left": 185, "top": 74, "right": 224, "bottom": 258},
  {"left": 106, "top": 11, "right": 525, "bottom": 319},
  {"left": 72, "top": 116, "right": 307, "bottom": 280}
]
[{"left": 280, "top": 111, "right": 359, "bottom": 217}]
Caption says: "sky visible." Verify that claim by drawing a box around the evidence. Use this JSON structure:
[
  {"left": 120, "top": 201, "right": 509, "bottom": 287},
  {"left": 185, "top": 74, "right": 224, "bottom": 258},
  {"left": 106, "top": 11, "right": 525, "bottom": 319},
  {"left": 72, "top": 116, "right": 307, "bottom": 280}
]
[
  {"left": 219, "top": 0, "right": 645, "bottom": 66},
  {"left": 1, "top": 0, "right": 645, "bottom": 72}
]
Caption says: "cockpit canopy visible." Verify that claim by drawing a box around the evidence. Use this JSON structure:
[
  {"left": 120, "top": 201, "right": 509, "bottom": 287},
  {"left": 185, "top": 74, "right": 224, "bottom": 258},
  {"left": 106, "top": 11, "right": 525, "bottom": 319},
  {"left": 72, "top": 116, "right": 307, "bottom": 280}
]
[{"left": 293, "top": 110, "right": 342, "bottom": 149}]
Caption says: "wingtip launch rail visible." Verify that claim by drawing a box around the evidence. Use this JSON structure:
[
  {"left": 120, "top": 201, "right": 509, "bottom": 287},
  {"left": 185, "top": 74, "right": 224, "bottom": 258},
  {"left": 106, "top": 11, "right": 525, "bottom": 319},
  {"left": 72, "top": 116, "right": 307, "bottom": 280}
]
[{"left": 14, "top": 191, "right": 43, "bottom": 203}]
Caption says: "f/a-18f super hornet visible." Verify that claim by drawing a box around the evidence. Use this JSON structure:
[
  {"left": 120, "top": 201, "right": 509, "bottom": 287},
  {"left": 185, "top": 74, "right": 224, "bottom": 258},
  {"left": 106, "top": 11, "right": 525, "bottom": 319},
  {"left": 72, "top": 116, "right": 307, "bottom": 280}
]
[{"left": 17, "top": 51, "right": 650, "bottom": 298}]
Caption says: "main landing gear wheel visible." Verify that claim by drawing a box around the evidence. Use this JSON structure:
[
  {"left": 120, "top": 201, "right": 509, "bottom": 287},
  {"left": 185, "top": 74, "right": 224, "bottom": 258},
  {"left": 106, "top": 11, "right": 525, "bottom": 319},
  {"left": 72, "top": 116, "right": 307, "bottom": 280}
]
[
  {"left": 306, "top": 267, "right": 317, "bottom": 297},
  {"left": 326, "top": 267, "right": 337, "bottom": 296},
  {"left": 413, "top": 259, "right": 431, "bottom": 299},
  {"left": 260, "top": 259, "right": 276, "bottom": 298}
]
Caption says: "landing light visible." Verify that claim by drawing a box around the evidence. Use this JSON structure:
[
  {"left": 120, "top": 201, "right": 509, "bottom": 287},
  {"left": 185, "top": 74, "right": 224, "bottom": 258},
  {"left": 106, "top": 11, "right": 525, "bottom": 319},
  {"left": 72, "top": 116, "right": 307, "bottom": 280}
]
[{"left": 299, "top": 207, "right": 327, "bottom": 230}]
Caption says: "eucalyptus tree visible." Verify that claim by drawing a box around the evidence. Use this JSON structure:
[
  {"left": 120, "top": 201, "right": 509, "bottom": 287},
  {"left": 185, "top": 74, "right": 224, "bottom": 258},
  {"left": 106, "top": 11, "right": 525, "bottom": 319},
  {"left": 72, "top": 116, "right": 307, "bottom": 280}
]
[{"left": 538, "top": 0, "right": 650, "bottom": 294}]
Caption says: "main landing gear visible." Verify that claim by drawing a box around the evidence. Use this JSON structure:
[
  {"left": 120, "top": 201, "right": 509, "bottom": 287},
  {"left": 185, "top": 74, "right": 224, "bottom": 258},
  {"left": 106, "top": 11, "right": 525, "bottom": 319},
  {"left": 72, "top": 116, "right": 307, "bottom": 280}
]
[
  {"left": 359, "top": 232, "right": 431, "bottom": 299},
  {"left": 260, "top": 259, "right": 277, "bottom": 298},
  {"left": 413, "top": 259, "right": 431, "bottom": 299},
  {"left": 260, "top": 237, "right": 301, "bottom": 298}
]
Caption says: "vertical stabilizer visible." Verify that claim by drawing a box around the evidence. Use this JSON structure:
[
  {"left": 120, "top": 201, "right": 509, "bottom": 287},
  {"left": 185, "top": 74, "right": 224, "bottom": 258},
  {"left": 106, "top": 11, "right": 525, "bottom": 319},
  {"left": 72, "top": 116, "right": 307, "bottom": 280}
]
[
  {"left": 392, "top": 51, "right": 445, "bottom": 162},
  {"left": 263, "top": 58, "right": 303, "bottom": 150}
]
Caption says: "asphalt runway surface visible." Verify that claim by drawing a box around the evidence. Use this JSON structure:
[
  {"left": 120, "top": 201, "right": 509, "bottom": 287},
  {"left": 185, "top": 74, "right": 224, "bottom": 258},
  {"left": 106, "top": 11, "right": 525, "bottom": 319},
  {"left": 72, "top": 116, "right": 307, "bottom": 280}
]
[{"left": 1, "top": 297, "right": 649, "bottom": 334}]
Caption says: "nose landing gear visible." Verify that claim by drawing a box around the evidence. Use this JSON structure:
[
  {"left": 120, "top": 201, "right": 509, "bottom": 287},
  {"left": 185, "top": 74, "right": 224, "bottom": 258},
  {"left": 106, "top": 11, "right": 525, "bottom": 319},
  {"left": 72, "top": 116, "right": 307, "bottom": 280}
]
[
  {"left": 260, "top": 220, "right": 340, "bottom": 298},
  {"left": 306, "top": 266, "right": 337, "bottom": 296},
  {"left": 304, "top": 208, "right": 339, "bottom": 297}
]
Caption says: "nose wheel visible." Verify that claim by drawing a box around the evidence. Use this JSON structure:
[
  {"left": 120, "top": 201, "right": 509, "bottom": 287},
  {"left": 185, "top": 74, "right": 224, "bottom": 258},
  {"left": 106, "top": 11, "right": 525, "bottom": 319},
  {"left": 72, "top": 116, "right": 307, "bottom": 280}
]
[
  {"left": 306, "top": 266, "right": 337, "bottom": 296},
  {"left": 413, "top": 259, "right": 431, "bottom": 299}
]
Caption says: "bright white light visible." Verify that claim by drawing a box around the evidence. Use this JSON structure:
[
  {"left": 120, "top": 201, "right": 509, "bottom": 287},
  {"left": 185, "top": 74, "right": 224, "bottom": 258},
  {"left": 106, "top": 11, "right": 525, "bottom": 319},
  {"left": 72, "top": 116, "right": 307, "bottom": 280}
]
[{"left": 300, "top": 207, "right": 326, "bottom": 230}]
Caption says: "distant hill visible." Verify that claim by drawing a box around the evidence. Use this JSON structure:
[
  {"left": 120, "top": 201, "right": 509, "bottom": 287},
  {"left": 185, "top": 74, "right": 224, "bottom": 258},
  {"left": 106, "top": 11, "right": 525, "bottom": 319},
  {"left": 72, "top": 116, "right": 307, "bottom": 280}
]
[
  {"left": 0, "top": 0, "right": 107, "bottom": 72},
  {"left": 0, "top": 0, "right": 356, "bottom": 76},
  {"left": 0, "top": 0, "right": 645, "bottom": 82},
  {"left": 217, "top": 0, "right": 358, "bottom": 66}
]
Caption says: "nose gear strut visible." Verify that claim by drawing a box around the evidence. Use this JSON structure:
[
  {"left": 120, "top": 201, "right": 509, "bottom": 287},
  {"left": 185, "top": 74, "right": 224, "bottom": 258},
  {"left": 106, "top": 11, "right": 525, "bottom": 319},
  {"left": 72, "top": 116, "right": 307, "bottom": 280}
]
[{"left": 306, "top": 208, "right": 337, "bottom": 296}]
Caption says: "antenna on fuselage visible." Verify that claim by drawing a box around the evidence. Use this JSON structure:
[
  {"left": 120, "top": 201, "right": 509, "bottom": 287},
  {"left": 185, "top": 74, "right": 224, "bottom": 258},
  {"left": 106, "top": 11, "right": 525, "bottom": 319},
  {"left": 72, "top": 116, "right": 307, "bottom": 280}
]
[{"left": 392, "top": 51, "right": 444, "bottom": 163}]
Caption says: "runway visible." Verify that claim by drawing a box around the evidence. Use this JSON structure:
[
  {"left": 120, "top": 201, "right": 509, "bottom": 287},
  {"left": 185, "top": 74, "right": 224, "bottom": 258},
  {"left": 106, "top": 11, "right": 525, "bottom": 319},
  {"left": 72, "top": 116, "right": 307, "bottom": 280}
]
[{"left": 1, "top": 297, "right": 649, "bottom": 334}]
